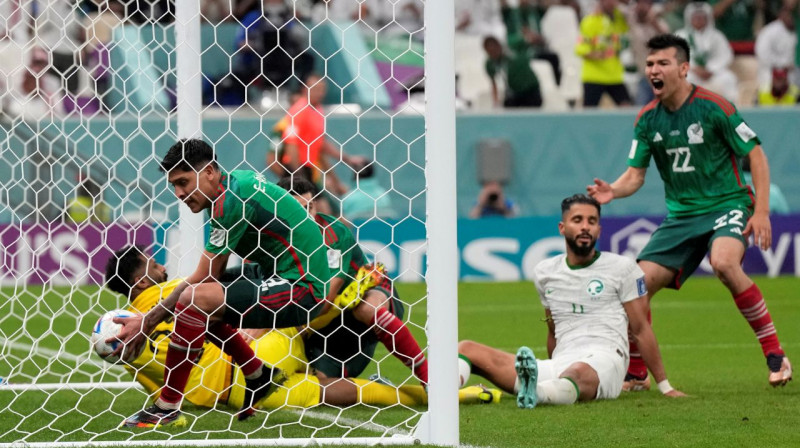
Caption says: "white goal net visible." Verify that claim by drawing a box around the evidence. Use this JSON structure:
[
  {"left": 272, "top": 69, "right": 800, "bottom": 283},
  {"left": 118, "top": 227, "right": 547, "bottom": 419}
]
[{"left": 0, "top": 0, "right": 457, "bottom": 446}]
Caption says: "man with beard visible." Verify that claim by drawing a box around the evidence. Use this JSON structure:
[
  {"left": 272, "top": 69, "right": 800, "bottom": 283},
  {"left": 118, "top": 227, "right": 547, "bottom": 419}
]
[
  {"left": 456, "top": 194, "right": 684, "bottom": 409},
  {"left": 589, "top": 34, "right": 792, "bottom": 391}
]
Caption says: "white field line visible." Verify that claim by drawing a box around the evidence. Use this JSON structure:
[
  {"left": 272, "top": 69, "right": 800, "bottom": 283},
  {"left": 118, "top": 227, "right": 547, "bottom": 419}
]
[{"left": 0, "top": 337, "right": 122, "bottom": 371}]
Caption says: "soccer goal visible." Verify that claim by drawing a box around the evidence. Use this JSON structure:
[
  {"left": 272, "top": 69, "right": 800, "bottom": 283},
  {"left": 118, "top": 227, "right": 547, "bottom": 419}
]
[{"left": 0, "top": 0, "right": 457, "bottom": 446}]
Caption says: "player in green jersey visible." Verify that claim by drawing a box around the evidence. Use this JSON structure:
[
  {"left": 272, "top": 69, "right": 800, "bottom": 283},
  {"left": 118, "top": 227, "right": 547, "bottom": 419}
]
[
  {"left": 588, "top": 34, "right": 791, "bottom": 390},
  {"left": 276, "top": 176, "right": 429, "bottom": 385},
  {"left": 113, "top": 139, "right": 352, "bottom": 427}
]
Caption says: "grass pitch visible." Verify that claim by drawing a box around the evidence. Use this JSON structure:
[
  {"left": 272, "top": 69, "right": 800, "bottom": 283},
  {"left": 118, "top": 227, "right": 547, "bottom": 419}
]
[{"left": 1, "top": 276, "right": 799, "bottom": 447}]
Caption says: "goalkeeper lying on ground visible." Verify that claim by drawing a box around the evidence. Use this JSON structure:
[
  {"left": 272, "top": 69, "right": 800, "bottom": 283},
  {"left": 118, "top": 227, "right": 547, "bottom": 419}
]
[{"left": 104, "top": 245, "right": 498, "bottom": 426}]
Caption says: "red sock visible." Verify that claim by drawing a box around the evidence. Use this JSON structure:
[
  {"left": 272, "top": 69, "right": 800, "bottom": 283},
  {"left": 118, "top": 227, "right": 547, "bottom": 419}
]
[
  {"left": 207, "top": 321, "right": 262, "bottom": 377},
  {"left": 627, "top": 309, "right": 651, "bottom": 379},
  {"left": 160, "top": 302, "right": 207, "bottom": 405},
  {"left": 371, "top": 307, "right": 428, "bottom": 384},
  {"left": 734, "top": 284, "right": 784, "bottom": 357}
]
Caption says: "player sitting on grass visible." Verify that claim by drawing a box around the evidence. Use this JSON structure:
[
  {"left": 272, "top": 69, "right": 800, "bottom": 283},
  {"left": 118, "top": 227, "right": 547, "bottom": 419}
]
[
  {"left": 457, "top": 195, "right": 685, "bottom": 409},
  {"left": 276, "top": 175, "right": 429, "bottom": 386},
  {"left": 104, "top": 246, "right": 499, "bottom": 427}
]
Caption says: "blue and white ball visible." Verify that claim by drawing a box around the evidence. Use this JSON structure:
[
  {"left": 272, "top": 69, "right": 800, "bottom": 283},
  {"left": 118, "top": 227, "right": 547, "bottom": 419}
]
[{"left": 90, "top": 310, "right": 141, "bottom": 364}]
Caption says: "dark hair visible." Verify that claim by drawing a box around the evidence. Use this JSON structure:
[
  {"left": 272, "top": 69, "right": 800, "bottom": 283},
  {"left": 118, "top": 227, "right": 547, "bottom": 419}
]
[
  {"left": 561, "top": 194, "right": 601, "bottom": 217},
  {"left": 159, "top": 139, "right": 218, "bottom": 173},
  {"left": 104, "top": 245, "right": 146, "bottom": 298},
  {"left": 483, "top": 35, "right": 501, "bottom": 47},
  {"left": 277, "top": 175, "right": 319, "bottom": 197},
  {"left": 646, "top": 34, "right": 690, "bottom": 64}
]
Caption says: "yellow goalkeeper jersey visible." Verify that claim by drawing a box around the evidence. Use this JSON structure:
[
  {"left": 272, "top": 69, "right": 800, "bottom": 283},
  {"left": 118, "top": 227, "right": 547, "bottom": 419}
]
[{"left": 124, "top": 280, "right": 320, "bottom": 409}]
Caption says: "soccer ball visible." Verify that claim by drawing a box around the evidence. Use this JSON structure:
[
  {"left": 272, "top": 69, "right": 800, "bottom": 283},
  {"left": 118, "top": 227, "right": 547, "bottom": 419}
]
[{"left": 90, "top": 310, "right": 142, "bottom": 364}]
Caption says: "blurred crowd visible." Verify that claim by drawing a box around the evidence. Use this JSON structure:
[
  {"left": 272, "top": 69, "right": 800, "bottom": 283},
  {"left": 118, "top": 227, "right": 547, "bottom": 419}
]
[
  {"left": 457, "top": 0, "right": 800, "bottom": 109},
  {"left": 0, "top": 0, "right": 797, "bottom": 121}
]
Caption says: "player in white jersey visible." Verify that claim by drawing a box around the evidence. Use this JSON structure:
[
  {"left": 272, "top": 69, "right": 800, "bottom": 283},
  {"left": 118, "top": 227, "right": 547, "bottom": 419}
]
[{"left": 457, "top": 194, "right": 685, "bottom": 408}]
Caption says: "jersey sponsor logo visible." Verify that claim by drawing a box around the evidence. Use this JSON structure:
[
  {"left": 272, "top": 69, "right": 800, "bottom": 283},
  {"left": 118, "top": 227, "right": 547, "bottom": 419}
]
[
  {"left": 209, "top": 228, "right": 227, "bottom": 247},
  {"left": 636, "top": 276, "right": 647, "bottom": 297},
  {"left": 653, "top": 132, "right": 663, "bottom": 142},
  {"left": 735, "top": 122, "right": 757, "bottom": 143},
  {"left": 687, "top": 122, "right": 704, "bottom": 144},
  {"left": 260, "top": 277, "right": 290, "bottom": 293},
  {"left": 669, "top": 130, "right": 680, "bottom": 136},
  {"left": 327, "top": 249, "right": 341, "bottom": 269},
  {"left": 628, "top": 140, "right": 638, "bottom": 159},
  {"left": 587, "top": 279, "right": 604, "bottom": 298},
  {"left": 545, "top": 288, "right": 554, "bottom": 296}
]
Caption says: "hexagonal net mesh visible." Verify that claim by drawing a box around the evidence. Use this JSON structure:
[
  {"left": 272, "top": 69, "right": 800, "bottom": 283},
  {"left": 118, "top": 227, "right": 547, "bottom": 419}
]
[{"left": 0, "top": 0, "right": 455, "bottom": 446}]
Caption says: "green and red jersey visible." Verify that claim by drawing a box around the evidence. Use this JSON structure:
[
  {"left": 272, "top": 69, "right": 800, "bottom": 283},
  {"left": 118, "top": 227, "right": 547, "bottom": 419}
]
[
  {"left": 628, "top": 86, "right": 758, "bottom": 217},
  {"left": 205, "top": 170, "right": 331, "bottom": 298}
]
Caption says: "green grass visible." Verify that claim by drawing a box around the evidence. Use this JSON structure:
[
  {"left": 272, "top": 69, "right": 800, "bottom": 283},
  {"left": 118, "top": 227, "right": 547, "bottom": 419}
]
[{"left": 2, "top": 277, "right": 800, "bottom": 447}]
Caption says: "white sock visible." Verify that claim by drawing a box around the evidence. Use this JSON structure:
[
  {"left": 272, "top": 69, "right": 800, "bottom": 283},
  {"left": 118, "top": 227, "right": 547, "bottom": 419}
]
[
  {"left": 536, "top": 378, "right": 579, "bottom": 405},
  {"left": 457, "top": 356, "right": 471, "bottom": 387}
]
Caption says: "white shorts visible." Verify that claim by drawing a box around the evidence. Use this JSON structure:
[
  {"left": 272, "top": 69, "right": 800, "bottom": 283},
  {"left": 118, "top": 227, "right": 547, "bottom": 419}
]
[{"left": 537, "top": 347, "right": 628, "bottom": 400}]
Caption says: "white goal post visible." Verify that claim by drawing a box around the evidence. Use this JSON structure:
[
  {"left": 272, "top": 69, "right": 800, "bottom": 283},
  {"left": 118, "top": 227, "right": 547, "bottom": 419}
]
[{"left": 0, "top": 0, "right": 457, "bottom": 446}]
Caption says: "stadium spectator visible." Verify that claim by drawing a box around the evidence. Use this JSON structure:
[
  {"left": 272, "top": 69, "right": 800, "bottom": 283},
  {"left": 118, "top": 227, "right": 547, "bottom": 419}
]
[
  {"left": 229, "top": 0, "right": 313, "bottom": 100},
  {"left": 575, "top": 0, "right": 632, "bottom": 107},
  {"left": 341, "top": 161, "right": 396, "bottom": 221},
  {"left": 65, "top": 175, "right": 110, "bottom": 224},
  {"left": 82, "top": 0, "right": 124, "bottom": 112},
  {"left": 277, "top": 176, "right": 428, "bottom": 385},
  {"left": 755, "top": 5, "right": 797, "bottom": 85},
  {"left": 266, "top": 74, "right": 366, "bottom": 214},
  {"left": 757, "top": 66, "right": 799, "bottom": 105},
  {"left": 2, "top": 47, "right": 66, "bottom": 122},
  {"left": 112, "top": 139, "right": 351, "bottom": 427},
  {"left": 660, "top": 0, "right": 691, "bottom": 31},
  {"left": 457, "top": 194, "right": 684, "bottom": 408},
  {"left": 455, "top": 0, "right": 506, "bottom": 39},
  {"left": 34, "top": 0, "right": 83, "bottom": 97},
  {"left": 626, "top": 0, "right": 671, "bottom": 105},
  {"left": 710, "top": 0, "right": 760, "bottom": 55},
  {"left": 201, "top": 0, "right": 232, "bottom": 22},
  {"left": 588, "top": 34, "right": 793, "bottom": 391},
  {"left": 483, "top": 35, "right": 542, "bottom": 108},
  {"left": 502, "top": 0, "right": 562, "bottom": 86},
  {"left": 104, "top": 245, "right": 499, "bottom": 425},
  {"left": 389, "top": 0, "right": 424, "bottom": 39},
  {"left": 470, "top": 181, "right": 518, "bottom": 218},
  {"left": 676, "top": 2, "right": 738, "bottom": 101}
]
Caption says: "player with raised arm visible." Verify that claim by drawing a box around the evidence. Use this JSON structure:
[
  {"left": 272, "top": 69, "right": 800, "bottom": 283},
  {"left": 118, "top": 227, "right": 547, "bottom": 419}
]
[
  {"left": 276, "top": 176, "right": 430, "bottom": 386},
  {"left": 113, "top": 139, "right": 342, "bottom": 427},
  {"left": 588, "top": 33, "right": 792, "bottom": 389},
  {"left": 457, "top": 195, "right": 685, "bottom": 408},
  {"left": 103, "top": 245, "right": 497, "bottom": 424}
]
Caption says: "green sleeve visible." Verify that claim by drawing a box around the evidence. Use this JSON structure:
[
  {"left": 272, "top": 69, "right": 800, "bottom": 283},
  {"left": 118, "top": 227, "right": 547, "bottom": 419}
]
[
  {"left": 205, "top": 196, "right": 251, "bottom": 255},
  {"left": 715, "top": 109, "right": 760, "bottom": 157},
  {"left": 627, "top": 117, "right": 652, "bottom": 168}
]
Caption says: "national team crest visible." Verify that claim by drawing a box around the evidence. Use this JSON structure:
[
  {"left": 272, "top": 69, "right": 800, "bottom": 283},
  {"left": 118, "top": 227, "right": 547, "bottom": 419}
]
[
  {"left": 587, "top": 279, "right": 604, "bottom": 298},
  {"left": 687, "top": 122, "right": 704, "bottom": 144}
]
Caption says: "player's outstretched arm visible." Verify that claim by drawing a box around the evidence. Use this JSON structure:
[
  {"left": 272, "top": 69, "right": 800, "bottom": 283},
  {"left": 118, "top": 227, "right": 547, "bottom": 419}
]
[
  {"left": 624, "top": 297, "right": 687, "bottom": 397},
  {"left": 587, "top": 167, "right": 647, "bottom": 204},
  {"left": 743, "top": 146, "right": 772, "bottom": 250},
  {"left": 110, "top": 250, "right": 227, "bottom": 357}
]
